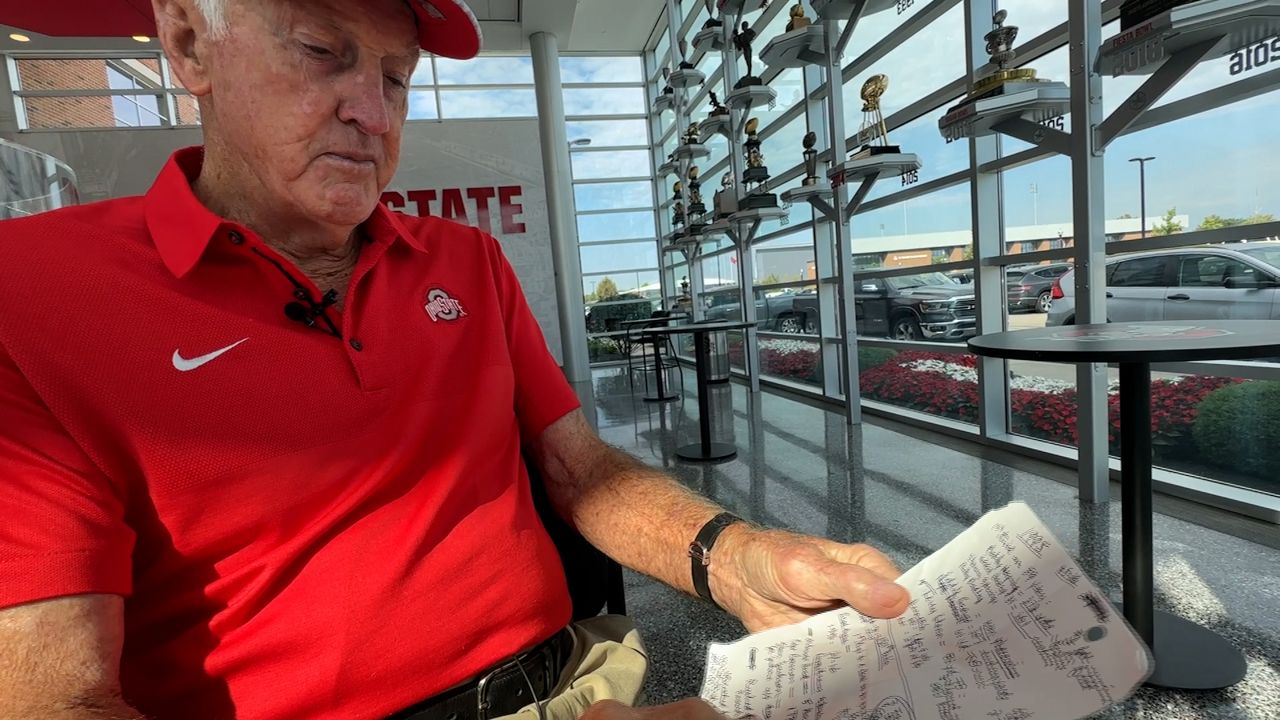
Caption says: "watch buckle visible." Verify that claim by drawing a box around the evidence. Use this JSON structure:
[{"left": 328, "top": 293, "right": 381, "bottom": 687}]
[{"left": 688, "top": 541, "right": 711, "bottom": 565}]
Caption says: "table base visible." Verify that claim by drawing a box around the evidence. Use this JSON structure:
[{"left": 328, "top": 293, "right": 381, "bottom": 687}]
[
  {"left": 1115, "top": 603, "right": 1247, "bottom": 690},
  {"left": 676, "top": 441, "right": 737, "bottom": 462}
]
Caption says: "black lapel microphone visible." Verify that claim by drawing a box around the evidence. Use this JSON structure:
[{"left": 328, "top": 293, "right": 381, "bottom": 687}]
[{"left": 283, "top": 288, "right": 341, "bottom": 337}]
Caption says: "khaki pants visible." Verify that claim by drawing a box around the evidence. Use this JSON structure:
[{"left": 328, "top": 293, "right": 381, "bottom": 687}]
[{"left": 494, "top": 615, "right": 648, "bottom": 720}]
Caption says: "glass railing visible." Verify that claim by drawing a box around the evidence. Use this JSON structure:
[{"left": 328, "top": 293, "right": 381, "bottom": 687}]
[{"left": 0, "top": 139, "right": 79, "bottom": 219}]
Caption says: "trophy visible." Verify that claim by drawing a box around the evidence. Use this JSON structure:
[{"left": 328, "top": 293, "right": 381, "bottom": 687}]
[
  {"left": 703, "top": 0, "right": 722, "bottom": 28},
  {"left": 683, "top": 120, "right": 701, "bottom": 147},
  {"left": 714, "top": 172, "right": 739, "bottom": 220},
  {"left": 740, "top": 117, "right": 777, "bottom": 209},
  {"left": 785, "top": 3, "right": 811, "bottom": 32},
  {"left": 672, "top": 197, "right": 686, "bottom": 228},
  {"left": 707, "top": 91, "right": 729, "bottom": 118},
  {"left": 801, "top": 131, "right": 820, "bottom": 186},
  {"left": 661, "top": 67, "right": 674, "bottom": 96},
  {"left": 1120, "top": 0, "right": 1197, "bottom": 30},
  {"left": 687, "top": 166, "right": 707, "bottom": 231},
  {"left": 733, "top": 22, "right": 763, "bottom": 88},
  {"left": 942, "top": 10, "right": 1058, "bottom": 120},
  {"left": 678, "top": 39, "right": 695, "bottom": 71},
  {"left": 851, "top": 74, "right": 900, "bottom": 159}
]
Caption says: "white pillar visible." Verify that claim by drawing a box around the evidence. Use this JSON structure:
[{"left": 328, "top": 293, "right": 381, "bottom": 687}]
[{"left": 530, "top": 33, "right": 593, "bottom": 400}]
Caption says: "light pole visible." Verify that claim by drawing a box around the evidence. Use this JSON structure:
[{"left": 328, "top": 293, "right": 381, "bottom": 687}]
[
  {"left": 1029, "top": 183, "right": 1039, "bottom": 226},
  {"left": 1129, "top": 156, "right": 1155, "bottom": 238}
]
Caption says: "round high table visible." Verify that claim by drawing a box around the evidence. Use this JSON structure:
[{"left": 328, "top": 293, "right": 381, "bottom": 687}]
[
  {"left": 969, "top": 320, "right": 1280, "bottom": 690},
  {"left": 639, "top": 320, "right": 759, "bottom": 462}
]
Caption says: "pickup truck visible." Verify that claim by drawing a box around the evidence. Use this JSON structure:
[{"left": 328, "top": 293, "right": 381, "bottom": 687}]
[
  {"left": 855, "top": 271, "right": 976, "bottom": 341},
  {"left": 703, "top": 290, "right": 820, "bottom": 333}
]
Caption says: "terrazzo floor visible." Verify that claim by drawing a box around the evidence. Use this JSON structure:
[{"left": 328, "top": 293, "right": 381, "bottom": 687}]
[{"left": 588, "top": 367, "right": 1280, "bottom": 719}]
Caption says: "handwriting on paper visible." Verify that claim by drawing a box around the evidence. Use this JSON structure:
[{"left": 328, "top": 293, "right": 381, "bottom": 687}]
[{"left": 700, "top": 502, "right": 1151, "bottom": 720}]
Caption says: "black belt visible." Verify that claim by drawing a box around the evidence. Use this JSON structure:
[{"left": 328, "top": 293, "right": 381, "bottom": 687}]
[{"left": 388, "top": 627, "right": 574, "bottom": 720}]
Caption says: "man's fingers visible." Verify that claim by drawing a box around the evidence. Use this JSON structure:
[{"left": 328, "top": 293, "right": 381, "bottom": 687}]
[
  {"left": 822, "top": 540, "right": 904, "bottom": 581},
  {"left": 782, "top": 546, "right": 910, "bottom": 618}
]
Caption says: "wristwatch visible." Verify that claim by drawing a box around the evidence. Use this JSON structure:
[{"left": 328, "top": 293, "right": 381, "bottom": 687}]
[{"left": 688, "top": 511, "right": 744, "bottom": 607}]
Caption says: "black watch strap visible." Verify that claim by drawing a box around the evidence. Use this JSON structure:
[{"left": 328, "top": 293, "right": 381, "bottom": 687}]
[{"left": 688, "top": 512, "right": 743, "bottom": 607}]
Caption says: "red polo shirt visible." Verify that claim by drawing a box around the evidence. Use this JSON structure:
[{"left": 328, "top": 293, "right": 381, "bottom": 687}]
[{"left": 0, "top": 147, "right": 579, "bottom": 719}]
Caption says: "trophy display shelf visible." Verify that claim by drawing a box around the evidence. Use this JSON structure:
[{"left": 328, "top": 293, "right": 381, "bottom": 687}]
[
  {"left": 699, "top": 114, "right": 733, "bottom": 141},
  {"left": 672, "top": 143, "right": 712, "bottom": 162},
  {"left": 760, "top": 24, "right": 827, "bottom": 69},
  {"left": 657, "top": 158, "right": 679, "bottom": 177},
  {"left": 828, "top": 152, "right": 921, "bottom": 185},
  {"left": 937, "top": 83, "right": 1069, "bottom": 143},
  {"left": 669, "top": 67, "right": 707, "bottom": 89},
  {"left": 1098, "top": 0, "right": 1280, "bottom": 77},
  {"left": 726, "top": 84, "right": 777, "bottom": 110},
  {"left": 653, "top": 93, "right": 675, "bottom": 114},
  {"left": 810, "top": 0, "right": 898, "bottom": 19},
  {"left": 693, "top": 26, "right": 726, "bottom": 52},
  {"left": 718, "top": 0, "right": 769, "bottom": 16},
  {"left": 781, "top": 184, "right": 834, "bottom": 205},
  {"left": 727, "top": 205, "right": 787, "bottom": 225}
]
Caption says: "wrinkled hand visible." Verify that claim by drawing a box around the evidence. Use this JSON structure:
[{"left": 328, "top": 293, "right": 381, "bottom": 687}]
[
  {"left": 712, "top": 526, "right": 910, "bottom": 632},
  {"left": 581, "top": 699, "right": 725, "bottom": 719}
]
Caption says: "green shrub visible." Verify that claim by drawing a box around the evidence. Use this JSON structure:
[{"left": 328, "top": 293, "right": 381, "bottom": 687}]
[
  {"left": 858, "top": 347, "right": 898, "bottom": 371},
  {"left": 1193, "top": 381, "right": 1280, "bottom": 479}
]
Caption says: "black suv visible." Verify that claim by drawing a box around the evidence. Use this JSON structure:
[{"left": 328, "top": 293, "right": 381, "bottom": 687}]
[
  {"left": 856, "top": 271, "right": 976, "bottom": 341},
  {"left": 1007, "top": 263, "right": 1072, "bottom": 313}
]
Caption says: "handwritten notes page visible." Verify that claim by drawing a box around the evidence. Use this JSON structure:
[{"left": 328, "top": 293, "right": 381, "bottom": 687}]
[{"left": 700, "top": 502, "right": 1151, "bottom": 720}]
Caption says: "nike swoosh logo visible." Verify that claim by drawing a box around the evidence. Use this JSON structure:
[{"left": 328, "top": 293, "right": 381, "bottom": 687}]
[{"left": 172, "top": 338, "right": 249, "bottom": 372}]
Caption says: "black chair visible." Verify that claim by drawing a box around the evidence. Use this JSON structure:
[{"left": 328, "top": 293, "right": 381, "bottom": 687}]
[
  {"left": 624, "top": 311, "right": 684, "bottom": 399},
  {"left": 527, "top": 457, "right": 626, "bottom": 620}
]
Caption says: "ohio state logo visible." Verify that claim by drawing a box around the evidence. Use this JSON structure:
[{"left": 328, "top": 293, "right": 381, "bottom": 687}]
[{"left": 424, "top": 288, "right": 467, "bottom": 322}]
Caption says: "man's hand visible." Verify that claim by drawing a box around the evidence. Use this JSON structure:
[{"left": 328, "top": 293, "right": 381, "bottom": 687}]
[
  {"left": 582, "top": 699, "right": 725, "bottom": 719},
  {"left": 711, "top": 525, "right": 910, "bottom": 632}
]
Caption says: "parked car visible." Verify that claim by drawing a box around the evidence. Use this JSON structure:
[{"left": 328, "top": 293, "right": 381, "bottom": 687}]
[
  {"left": 1006, "top": 263, "right": 1072, "bottom": 313},
  {"left": 584, "top": 293, "right": 654, "bottom": 333},
  {"left": 1046, "top": 243, "right": 1280, "bottom": 326},
  {"left": 856, "top": 271, "right": 976, "bottom": 341},
  {"left": 946, "top": 268, "right": 974, "bottom": 285},
  {"left": 704, "top": 289, "right": 820, "bottom": 334}
]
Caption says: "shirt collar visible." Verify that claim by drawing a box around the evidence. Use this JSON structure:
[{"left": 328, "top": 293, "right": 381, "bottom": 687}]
[{"left": 145, "top": 146, "right": 426, "bottom": 279}]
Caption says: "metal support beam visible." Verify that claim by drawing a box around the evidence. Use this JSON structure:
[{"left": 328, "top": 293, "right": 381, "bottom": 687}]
[
  {"left": 721, "top": 5, "right": 761, "bottom": 392},
  {"left": 1096, "top": 38, "right": 1218, "bottom": 148},
  {"left": 992, "top": 117, "right": 1072, "bottom": 156},
  {"left": 843, "top": 173, "right": 881, "bottom": 220},
  {"left": 804, "top": 61, "right": 844, "bottom": 398},
  {"left": 824, "top": 10, "right": 863, "bottom": 425},
  {"left": 1069, "top": 0, "right": 1110, "bottom": 503},
  {"left": 530, "top": 32, "right": 595, "bottom": 424},
  {"left": 966, "top": 0, "right": 1010, "bottom": 442}
]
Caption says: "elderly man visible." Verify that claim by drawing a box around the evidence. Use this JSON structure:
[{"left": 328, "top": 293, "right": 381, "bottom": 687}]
[{"left": 0, "top": 0, "right": 909, "bottom": 718}]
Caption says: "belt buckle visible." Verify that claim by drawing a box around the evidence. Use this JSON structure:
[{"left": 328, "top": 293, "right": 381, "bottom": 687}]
[{"left": 474, "top": 647, "right": 552, "bottom": 720}]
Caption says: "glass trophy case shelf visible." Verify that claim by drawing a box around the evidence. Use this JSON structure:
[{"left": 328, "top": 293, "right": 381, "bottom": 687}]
[
  {"left": 1097, "top": 0, "right": 1280, "bottom": 76},
  {"left": 657, "top": 159, "right": 679, "bottom": 177},
  {"left": 937, "top": 84, "right": 1069, "bottom": 142},
  {"left": 810, "top": 0, "right": 897, "bottom": 20},
  {"left": 693, "top": 26, "right": 725, "bottom": 52},
  {"left": 669, "top": 67, "right": 707, "bottom": 89},
  {"left": 671, "top": 143, "right": 711, "bottom": 162},
  {"left": 653, "top": 93, "right": 675, "bottom": 114},
  {"left": 699, "top": 114, "right": 732, "bottom": 141},
  {"left": 726, "top": 84, "right": 777, "bottom": 110},
  {"left": 718, "top": 0, "right": 768, "bottom": 17},
  {"left": 727, "top": 206, "right": 787, "bottom": 224},
  {"left": 829, "top": 153, "right": 922, "bottom": 184},
  {"left": 780, "top": 184, "right": 834, "bottom": 204},
  {"left": 759, "top": 24, "right": 827, "bottom": 69}
]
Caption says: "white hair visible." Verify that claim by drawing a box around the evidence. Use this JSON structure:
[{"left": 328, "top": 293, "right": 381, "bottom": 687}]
[{"left": 193, "top": 0, "right": 229, "bottom": 37}]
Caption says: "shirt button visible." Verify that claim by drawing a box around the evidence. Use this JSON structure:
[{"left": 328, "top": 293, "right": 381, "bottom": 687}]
[
  {"left": 228, "top": 230, "right": 245, "bottom": 245},
  {"left": 350, "top": 339, "right": 364, "bottom": 352}
]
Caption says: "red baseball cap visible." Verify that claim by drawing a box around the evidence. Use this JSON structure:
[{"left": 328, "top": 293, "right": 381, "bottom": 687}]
[{"left": 1, "top": 0, "right": 482, "bottom": 59}]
